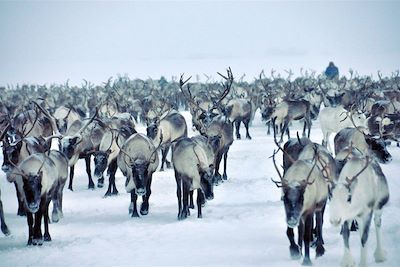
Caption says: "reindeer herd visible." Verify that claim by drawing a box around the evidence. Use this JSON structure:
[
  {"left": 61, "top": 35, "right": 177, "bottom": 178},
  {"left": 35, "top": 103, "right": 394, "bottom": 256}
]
[{"left": 0, "top": 68, "right": 399, "bottom": 267}]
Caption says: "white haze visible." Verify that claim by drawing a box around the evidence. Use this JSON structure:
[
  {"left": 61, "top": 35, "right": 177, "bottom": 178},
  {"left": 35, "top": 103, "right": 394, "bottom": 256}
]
[{"left": 0, "top": 1, "right": 399, "bottom": 85}]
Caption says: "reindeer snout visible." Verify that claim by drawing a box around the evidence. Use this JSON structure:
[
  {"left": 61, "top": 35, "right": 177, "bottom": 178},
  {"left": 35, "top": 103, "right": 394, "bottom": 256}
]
[
  {"left": 330, "top": 218, "right": 341, "bottom": 226},
  {"left": 28, "top": 202, "right": 40, "bottom": 213},
  {"left": 136, "top": 188, "right": 146, "bottom": 196},
  {"left": 1, "top": 164, "right": 10, "bottom": 173},
  {"left": 287, "top": 218, "right": 299, "bottom": 228}
]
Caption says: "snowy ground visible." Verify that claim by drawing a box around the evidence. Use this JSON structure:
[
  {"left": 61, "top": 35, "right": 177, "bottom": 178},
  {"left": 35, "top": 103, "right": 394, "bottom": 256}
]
[{"left": 0, "top": 110, "right": 399, "bottom": 267}]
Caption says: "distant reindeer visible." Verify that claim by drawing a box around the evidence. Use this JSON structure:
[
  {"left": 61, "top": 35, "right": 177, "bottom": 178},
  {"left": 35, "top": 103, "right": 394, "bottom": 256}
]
[
  {"left": 146, "top": 109, "right": 187, "bottom": 171},
  {"left": 271, "top": 99, "right": 312, "bottom": 143}
]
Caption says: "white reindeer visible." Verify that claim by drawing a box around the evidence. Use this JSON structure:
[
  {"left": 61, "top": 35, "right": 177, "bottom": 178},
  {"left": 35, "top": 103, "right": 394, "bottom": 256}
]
[
  {"left": 329, "top": 156, "right": 389, "bottom": 267},
  {"left": 319, "top": 106, "right": 366, "bottom": 152}
]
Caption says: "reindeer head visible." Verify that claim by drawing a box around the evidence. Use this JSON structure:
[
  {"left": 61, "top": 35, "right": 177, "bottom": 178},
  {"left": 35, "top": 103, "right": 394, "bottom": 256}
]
[
  {"left": 365, "top": 135, "right": 392, "bottom": 164},
  {"left": 329, "top": 157, "right": 371, "bottom": 226},
  {"left": 22, "top": 171, "right": 43, "bottom": 213},
  {"left": 271, "top": 147, "right": 317, "bottom": 228}
]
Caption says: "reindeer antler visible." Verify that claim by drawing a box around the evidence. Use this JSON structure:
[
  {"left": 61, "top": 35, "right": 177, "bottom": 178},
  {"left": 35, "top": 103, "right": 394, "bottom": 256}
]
[{"left": 345, "top": 156, "right": 371, "bottom": 186}]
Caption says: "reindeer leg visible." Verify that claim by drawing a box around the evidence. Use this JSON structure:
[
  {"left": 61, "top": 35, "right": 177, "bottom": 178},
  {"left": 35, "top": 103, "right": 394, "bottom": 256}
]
[
  {"left": 160, "top": 148, "right": 167, "bottom": 171},
  {"left": 197, "top": 189, "right": 203, "bottom": 218},
  {"left": 0, "top": 197, "right": 10, "bottom": 236},
  {"left": 298, "top": 220, "right": 304, "bottom": 254},
  {"left": 109, "top": 160, "right": 119, "bottom": 195},
  {"left": 359, "top": 211, "right": 373, "bottom": 267},
  {"left": 235, "top": 120, "right": 241, "bottom": 139},
  {"left": 373, "top": 209, "right": 387, "bottom": 262},
  {"left": 140, "top": 176, "right": 152, "bottom": 215},
  {"left": 26, "top": 212, "right": 34, "bottom": 245},
  {"left": 164, "top": 145, "right": 171, "bottom": 169},
  {"left": 51, "top": 185, "right": 60, "bottom": 223},
  {"left": 32, "top": 208, "right": 43, "bottom": 246},
  {"left": 301, "top": 214, "right": 313, "bottom": 266},
  {"left": 244, "top": 119, "right": 251, "bottom": 139},
  {"left": 287, "top": 227, "right": 301, "bottom": 259},
  {"left": 130, "top": 192, "right": 139, "bottom": 218},
  {"left": 15, "top": 182, "right": 26, "bottom": 216},
  {"left": 189, "top": 191, "right": 195, "bottom": 209},
  {"left": 175, "top": 171, "right": 182, "bottom": 219},
  {"left": 43, "top": 199, "right": 52, "bottom": 242},
  {"left": 223, "top": 149, "right": 229, "bottom": 181},
  {"left": 68, "top": 166, "right": 75, "bottom": 191},
  {"left": 58, "top": 180, "right": 65, "bottom": 219},
  {"left": 179, "top": 180, "right": 190, "bottom": 220},
  {"left": 341, "top": 220, "right": 355, "bottom": 267},
  {"left": 280, "top": 120, "right": 289, "bottom": 143},
  {"left": 85, "top": 156, "right": 95, "bottom": 189},
  {"left": 315, "top": 209, "right": 325, "bottom": 257},
  {"left": 266, "top": 121, "right": 271, "bottom": 135},
  {"left": 214, "top": 152, "right": 223, "bottom": 185},
  {"left": 104, "top": 161, "right": 118, "bottom": 197}
]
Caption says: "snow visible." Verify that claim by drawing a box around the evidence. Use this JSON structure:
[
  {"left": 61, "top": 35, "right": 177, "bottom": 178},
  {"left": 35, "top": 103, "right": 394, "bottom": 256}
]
[{"left": 0, "top": 110, "right": 399, "bottom": 267}]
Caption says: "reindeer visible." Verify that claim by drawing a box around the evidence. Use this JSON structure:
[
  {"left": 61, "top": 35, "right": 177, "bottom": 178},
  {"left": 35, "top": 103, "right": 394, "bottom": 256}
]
[
  {"left": 329, "top": 156, "right": 389, "bottom": 267},
  {"left": 334, "top": 127, "right": 392, "bottom": 164},
  {"left": 1, "top": 102, "right": 60, "bottom": 216},
  {"left": 117, "top": 133, "right": 160, "bottom": 217},
  {"left": 93, "top": 114, "right": 137, "bottom": 196},
  {"left": 271, "top": 149, "right": 329, "bottom": 266},
  {"left": 52, "top": 105, "right": 82, "bottom": 134},
  {"left": 146, "top": 109, "right": 187, "bottom": 171},
  {"left": 180, "top": 68, "right": 234, "bottom": 185},
  {"left": 319, "top": 106, "right": 366, "bottom": 152},
  {"left": 59, "top": 109, "right": 105, "bottom": 190},
  {"left": 225, "top": 98, "right": 253, "bottom": 139},
  {"left": 271, "top": 99, "right": 312, "bottom": 143},
  {"left": 172, "top": 137, "right": 214, "bottom": 220},
  {"left": 9, "top": 151, "right": 68, "bottom": 245}
]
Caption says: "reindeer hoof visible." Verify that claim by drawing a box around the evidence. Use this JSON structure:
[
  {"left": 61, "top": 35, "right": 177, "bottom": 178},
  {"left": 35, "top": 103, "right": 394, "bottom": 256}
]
[
  {"left": 166, "top": 162, "right": 171, "bottom": 168},
  {"left": 17, "top": 208, "right": 26, "bottom": 216},
  {"left": 104, "top": 192, "right": 112, "bottom": 198},
  {"left": 112, "top": 190, "right": 119, "bottom": 196},
  {"left": 246, "top": 135, "right": 252, "bottom": 140},
  {"left": 140, "top": 203, "right": 149, "bottom": 215},
  {"left": 316, "top": 245, "right": 325, "bottom": 257},
  {"left": 88, "top": 184, "right": 95, "bottom": 190},
  {"left": 32, "top": 237, "right": 43, "bottom": 246},
  {"left": 178, "top": 210, "right": 189, "bottom": 220},
  {"left": 289, "top": 244, "right": 301, "bottom": 260},
  {"left": 131, "top": 211, "right": 140, "bottom": 218},
  {"left": 1, "top": 225, "right": 10, "bottom": 236},
  {"left": 52, "top": 212, "right": 60, "bottom": 223},
  {"left": 302, "top": 258, "right": 312, "bottom": 266},
  {"left": 44, "top": 233, "right": 52, "bottom": 242}
]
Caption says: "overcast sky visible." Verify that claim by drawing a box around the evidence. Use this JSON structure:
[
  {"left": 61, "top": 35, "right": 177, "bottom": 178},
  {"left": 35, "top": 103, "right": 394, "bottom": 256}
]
[{"left": 0, "top": 1, "right": 399, "bottom": 85}]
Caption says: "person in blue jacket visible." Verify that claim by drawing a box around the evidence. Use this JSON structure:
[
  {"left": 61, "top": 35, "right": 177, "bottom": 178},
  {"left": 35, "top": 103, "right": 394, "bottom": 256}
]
[{"left": 325, "top": 61, "right": 339, "bottom": 79}]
